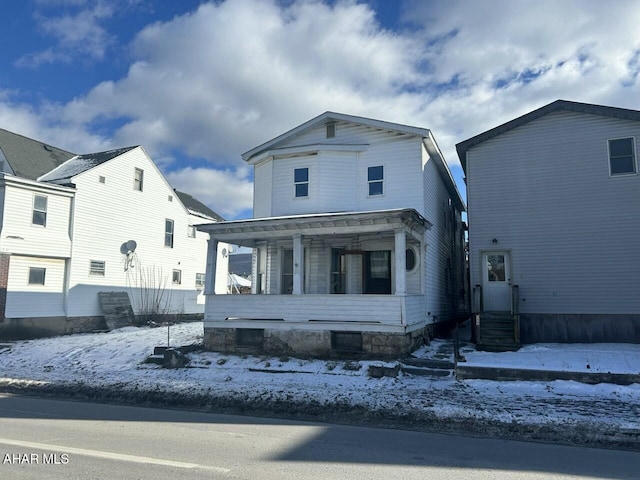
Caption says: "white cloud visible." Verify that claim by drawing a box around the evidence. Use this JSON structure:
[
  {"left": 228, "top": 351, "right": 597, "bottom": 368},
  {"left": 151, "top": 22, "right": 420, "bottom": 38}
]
[
  {"left": 165, "top": 166, "right": 253, "bottom": 220},
  {"left": 5, "top": 0, "right": 640, "bottom": 207}
]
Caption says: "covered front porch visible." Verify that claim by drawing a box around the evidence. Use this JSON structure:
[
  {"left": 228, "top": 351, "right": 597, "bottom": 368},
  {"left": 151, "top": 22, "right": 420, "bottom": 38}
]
[{"left": 197, "top": 209, "right": 432, "bottom": 356}]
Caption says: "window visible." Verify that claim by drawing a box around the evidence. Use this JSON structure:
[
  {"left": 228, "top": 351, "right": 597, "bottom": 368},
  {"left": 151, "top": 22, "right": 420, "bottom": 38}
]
[
  {"left": 168, "top": 195, "right": 173, "bottom": 202},
  {"left": 165, "top": 219, "right": 174, "bottom": 248},
  {"left": 134, "top": 168, "right": 144, "bottom": 191},
  {"left": 326, "top": 123, "right": 336, "bottom": 138},
  {"left": 368, "top": 166, "right": 384, "bottom": 196},
  {"left": 294, "top": 168, "right": 309, "bottom": 197},
  {"left": 406, "top": 248, "right": 417, "bottom": 272},
  {"left": 330, "top": 249, "right": 346, "bottom": 294},
  {"left": 188, "top": 225, "right": 196, "bottom": 238},
  {"left": 89, "top": 260, "right": 105, "bottom": 276},
  {"left": 195, "top": 273, "right": 206, "bottom": 289},
  {"left": 608, "top": 138, "right": 636, "bottom": 175},
  {"left": 28, "top": 267, "right": 46, "bottom": 285},
  {"left": 32, "top": 195, "right": 48, "bottom": 226},
  {"left": 172, "top": 269, "right": 182, "bottom": 284},
  {"left": 281, "top": 249, "right": 293, "bottom": 294},
  {"left": 98, "top": 175, "right": 106, "bottom": 184}
]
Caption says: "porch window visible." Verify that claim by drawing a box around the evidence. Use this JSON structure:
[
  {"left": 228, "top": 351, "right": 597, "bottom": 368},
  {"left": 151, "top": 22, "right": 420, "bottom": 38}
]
[
  {"left": 608, "top": 137, "right": 636, "bottom": 175},
  {"left": 330, "top": 249, "right": 346, "bottom": 294},
  {"left": 281, "top": 249, "right": 294, "bottom": 294},
  {"left": 364, "top": 251, "right": 391, "bottom": 294},
  {"left": 294, "top": 168, "right": 309, "bottom": 197},
  {"left": 368, "top": 166, "right": 384, "bottom": 196}
]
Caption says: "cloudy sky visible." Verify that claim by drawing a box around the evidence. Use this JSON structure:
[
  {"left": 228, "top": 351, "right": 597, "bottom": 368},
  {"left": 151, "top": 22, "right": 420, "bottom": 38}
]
[{"left": 2, "top": 0, "right": 639, "bottom": 219}]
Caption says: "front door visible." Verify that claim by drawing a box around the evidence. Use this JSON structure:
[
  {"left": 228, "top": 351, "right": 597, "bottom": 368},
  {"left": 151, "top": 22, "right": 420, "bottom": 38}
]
[
  {"left": 364, "top": 251, "right": 391, "bottom": 294},
  {"left": 482, "top": 251, "right": 511, "bottom": 311}
]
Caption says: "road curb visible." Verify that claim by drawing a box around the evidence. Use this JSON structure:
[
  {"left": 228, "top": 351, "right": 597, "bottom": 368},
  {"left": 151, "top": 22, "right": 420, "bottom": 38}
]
[
  {"left": 0, "top": 379, "right": 638, "bottom": 452},
  {"left": 456, "top": 365, "right": 640, "bottom": 385}
]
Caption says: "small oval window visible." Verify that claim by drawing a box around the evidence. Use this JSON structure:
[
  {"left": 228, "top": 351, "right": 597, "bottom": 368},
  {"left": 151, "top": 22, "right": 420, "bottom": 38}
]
[{"left": 406, "top": 248, "right": 416, "bottom": 271}]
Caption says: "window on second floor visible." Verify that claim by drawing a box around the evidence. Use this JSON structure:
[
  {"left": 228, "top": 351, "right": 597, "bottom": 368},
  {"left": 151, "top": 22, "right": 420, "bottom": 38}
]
[
  {"left": 165, "top": 219, "right": 174, "bottom": 248},
  {"left": 368, "top": 165, "right": 384, "bottom": 196},
  {"left": 294, "top": 167, "right": 309, "bottom": 197},
  {"left": 188, "top": 225, "right": 196, "bottom": 238},
  {"left": 326, "top": 123, "right": 336, "bottom": 138},
  {"left": 32, "top": 195, "right": 48, "bottom": 226},
  {"left": 134, "top": 168, "right": 144, "bottom": 191},
  {"left": 608, "top": 137, "right": 637, "bottom": 176}
]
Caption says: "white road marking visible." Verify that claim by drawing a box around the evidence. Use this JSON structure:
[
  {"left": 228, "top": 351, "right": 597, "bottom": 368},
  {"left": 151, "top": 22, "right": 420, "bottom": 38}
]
[{"left": 0, "top": 437, "right": 230, "bottom": 473}]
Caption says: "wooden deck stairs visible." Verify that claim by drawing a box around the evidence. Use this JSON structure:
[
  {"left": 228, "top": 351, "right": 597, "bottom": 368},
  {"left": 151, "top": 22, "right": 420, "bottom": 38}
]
[{"left": 476, "top": 312, "right": 520, "bottom": 352}]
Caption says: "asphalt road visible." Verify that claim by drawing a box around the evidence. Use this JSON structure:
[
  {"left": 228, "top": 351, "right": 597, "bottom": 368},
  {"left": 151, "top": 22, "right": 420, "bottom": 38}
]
[{"left": 0, "top": 393, "right": 637, "bottom": 480}]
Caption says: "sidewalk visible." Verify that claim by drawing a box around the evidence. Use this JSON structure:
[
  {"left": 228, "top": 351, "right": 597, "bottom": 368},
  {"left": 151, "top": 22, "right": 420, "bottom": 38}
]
[
  {"left": 0, "top": 322, "right": 638, "bottom": 451},
  {"left": 445, "top": 321, "right": 640, "bottom": 385}
]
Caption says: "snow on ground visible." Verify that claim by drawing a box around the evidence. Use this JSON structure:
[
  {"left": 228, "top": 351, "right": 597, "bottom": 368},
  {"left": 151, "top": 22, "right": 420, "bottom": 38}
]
[{"left": 0, "top": 323, "right": 639, "bottom": 435}]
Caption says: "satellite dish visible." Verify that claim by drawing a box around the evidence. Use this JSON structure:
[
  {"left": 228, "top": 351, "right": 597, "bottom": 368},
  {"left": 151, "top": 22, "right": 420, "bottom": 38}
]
[
  {"left": 126, "top": 240, "right": 137, "bottom": 253},
  {"left": 120, "top": 240, "right": 138, "bottom": 255}
]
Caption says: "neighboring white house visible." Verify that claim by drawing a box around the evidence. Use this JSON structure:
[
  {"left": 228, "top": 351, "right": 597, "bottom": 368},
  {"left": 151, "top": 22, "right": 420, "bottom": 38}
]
[
  {"left": 0, "top": 129, "right": 227, "bottom": 339},
  {"left": 456, "top": 100, "right": 640, "bottom": 348},
  {"left": 198, "top": 112, "right": 467, "bottom": 357}
]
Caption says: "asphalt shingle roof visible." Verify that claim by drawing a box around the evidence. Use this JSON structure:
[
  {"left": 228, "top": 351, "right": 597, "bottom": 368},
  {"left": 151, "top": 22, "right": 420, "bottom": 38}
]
[
  {"left": 39, "top": 146, "right": 138, "bottom": 183},
  {"left": 175, "top": 190, "right": 224, "bottom": 222}
]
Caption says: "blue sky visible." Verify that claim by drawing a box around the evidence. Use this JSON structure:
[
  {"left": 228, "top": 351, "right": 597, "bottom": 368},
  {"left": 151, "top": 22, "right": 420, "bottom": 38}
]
[{"left": 1, "top": 0, "right": 639, "bottom": 219}]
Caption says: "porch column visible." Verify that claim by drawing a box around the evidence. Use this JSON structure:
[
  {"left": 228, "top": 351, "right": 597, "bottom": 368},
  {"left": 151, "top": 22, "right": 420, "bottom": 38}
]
[
  {"left": 293, "top": 233, "right": 304, "bottom": 294},
  {"left": 205, "top": 238, "right": 219, "bottom": 295},
  {"left": 394, "top": 229, "right": 406, "bottom": 295}
]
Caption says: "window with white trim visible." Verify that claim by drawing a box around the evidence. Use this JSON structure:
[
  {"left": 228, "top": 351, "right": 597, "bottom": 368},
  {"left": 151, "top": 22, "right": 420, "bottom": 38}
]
[
  {"left": 608, "top": 137, "right": 637, "bottom": 175},
  {"left": 32, "top": 195, "right": 47, "bottom": 226},
  {"left": 188, "top": 225, "right": 196, "bottom": 238},
  {"left": 172, "top": 269, "right": 182, "bottom": 284},
  {"left": 165, "top": 219, "right": 174, "bottom": 248},
  {"left": 326, "top": 123, "right": 336, "bottom": 138},
  {"left": 195, "top": 273, "right": 206, "bottom": 289},
  {"left": 294, "top": 168, "right": 309, "bottom": 197},
  {"left": 368, "top": 165, "right": 384, "bottom": 196},
  {"left": 28, "top": 267, "right": 46, "bottom": 285},
  {"left": 89, "top": 260, "right": 105, "bottom": 276},
  {"left": 134, "top": 168, "right": 144, "bottom": 191}
]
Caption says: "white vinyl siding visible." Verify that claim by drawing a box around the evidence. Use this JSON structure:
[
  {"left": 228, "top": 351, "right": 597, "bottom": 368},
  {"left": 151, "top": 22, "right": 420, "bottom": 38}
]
[
  {"left": 262, "top": 122, "right": 423, "bottom": 217},
  {"left": 467, "top": 110, "right": 640, "bottom": 315},
  {"left": 6, "top": 256, "right": 65, "bottom": 317}
]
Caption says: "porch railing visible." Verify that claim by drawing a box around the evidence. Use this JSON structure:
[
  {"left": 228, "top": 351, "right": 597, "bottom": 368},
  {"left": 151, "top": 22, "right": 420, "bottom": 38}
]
[{"left": 205, "top": 294, "right": 425, "bottom": 328}]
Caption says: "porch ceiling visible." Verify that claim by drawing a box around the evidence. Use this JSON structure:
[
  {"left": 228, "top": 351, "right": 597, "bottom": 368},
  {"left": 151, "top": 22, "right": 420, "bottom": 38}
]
[{"left": 197, "top": 208, "right": 431, "bottom": 246}]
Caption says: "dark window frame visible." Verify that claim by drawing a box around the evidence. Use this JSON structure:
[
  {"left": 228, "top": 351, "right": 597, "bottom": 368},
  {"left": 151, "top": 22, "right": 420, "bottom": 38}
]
[
  {"left": 28, "top": 267, "right": 46, "bottom": 285},
  {"left": 608, "top": 137, "right": 637, "bottom": 176}
]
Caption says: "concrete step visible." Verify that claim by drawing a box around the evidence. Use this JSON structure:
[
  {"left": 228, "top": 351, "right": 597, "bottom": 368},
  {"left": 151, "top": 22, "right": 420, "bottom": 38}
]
[
  {"left": 403, "top": 357, "right": 455, "bottom": 370},
  {"left": 400, "top": 365, "right": 453, "bottom": 377},
  {"left": 476, "top": 342, "right": 520, "bottom": 352},
  {"left": 145, "top": 354, "right": 165, "bottom": 365}
]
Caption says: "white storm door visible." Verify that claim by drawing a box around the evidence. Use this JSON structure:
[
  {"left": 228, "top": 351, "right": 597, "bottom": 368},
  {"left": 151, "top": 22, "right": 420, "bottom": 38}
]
[{"left": 481, "top": 252, "right": 511, "bottom": 311}]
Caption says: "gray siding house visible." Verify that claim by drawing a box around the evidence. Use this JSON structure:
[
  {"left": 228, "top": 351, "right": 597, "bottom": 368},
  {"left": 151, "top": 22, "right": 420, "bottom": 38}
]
[{"left": 457, "top": 100, "right": 640, "bottom": 348}]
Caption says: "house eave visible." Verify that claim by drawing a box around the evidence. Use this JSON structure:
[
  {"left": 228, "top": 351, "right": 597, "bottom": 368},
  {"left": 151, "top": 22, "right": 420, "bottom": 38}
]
[
  {"left": 247, "top": 143, "right": 369, "bottom": 166},
  {"left": 197, "top": 208, "right": 431, "bottom": 245}
]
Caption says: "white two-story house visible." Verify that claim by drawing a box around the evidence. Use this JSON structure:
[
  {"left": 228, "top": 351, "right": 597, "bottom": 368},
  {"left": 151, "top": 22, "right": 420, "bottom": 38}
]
[
  {"left": 0, "top": 129, "right": 228, "bottom": 339},
  {"left": 198, "top": 112, "right": 466, "bottom": 357},
  {"left": 457, "top": 100, "right": 640, "bottom": 348}
]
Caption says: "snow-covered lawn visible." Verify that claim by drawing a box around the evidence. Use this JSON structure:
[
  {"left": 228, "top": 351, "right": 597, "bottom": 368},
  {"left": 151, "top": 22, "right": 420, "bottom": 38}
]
[{"left": 0, "top": 322, "right": 639, "bottom": 439}]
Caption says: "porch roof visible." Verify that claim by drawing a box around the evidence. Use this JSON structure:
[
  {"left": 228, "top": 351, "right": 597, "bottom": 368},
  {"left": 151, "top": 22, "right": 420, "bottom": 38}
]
[{"left": 197, "top": 208, "right": 431, "bottom": 245}]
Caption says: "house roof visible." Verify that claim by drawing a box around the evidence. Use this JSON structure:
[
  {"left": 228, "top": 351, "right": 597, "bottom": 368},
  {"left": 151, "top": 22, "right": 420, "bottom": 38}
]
[
  {"left": 175, "top": 190, "right": 224, "bottom": 222},
  {"left": 456, "top": 100, "right": 640, "bottom": 172},
  {"left": 242, "top": 111, "right": 430, "bottom": 163},
  {"left": 38, "top": 146, "right": 138, "bottom": 183},
  {"left": 0, "top": 128, "right": 75, "bottom": 180},
  {"left": 242, "top": 111, "right": 465, "bottom": 211}
]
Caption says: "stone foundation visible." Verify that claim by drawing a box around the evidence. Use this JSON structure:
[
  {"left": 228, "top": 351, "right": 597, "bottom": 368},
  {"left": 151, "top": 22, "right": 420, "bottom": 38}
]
[
  {"left": 520, "top": 313, "right": 640, "bottom": 343},
  {"left": 204, "top": 326, "right": 427, "bottom": 358}
]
